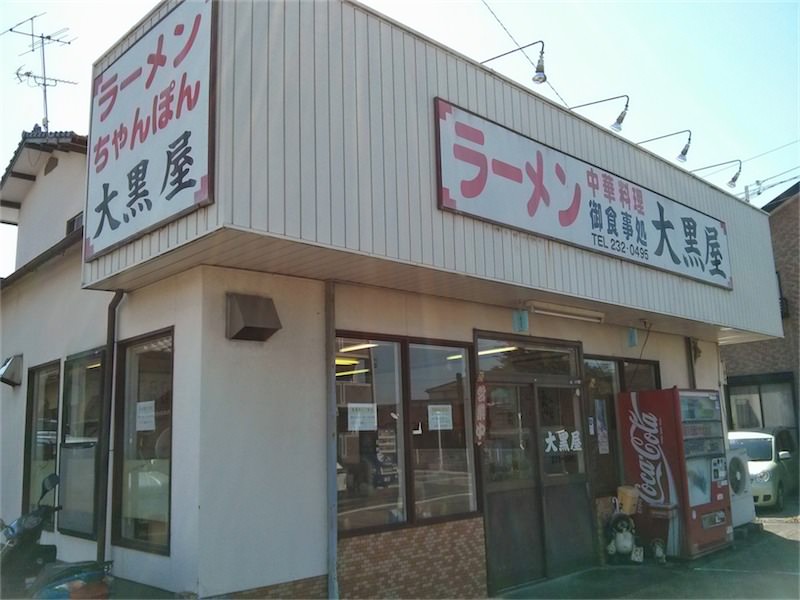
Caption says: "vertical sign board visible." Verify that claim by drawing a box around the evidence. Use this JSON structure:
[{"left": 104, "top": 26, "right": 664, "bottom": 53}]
[
  {"left": 435, "top": 98, "right": 733, "bottom": 289},
  {"left": 85, "top": 0, "right": 214, "bottom": 260}
]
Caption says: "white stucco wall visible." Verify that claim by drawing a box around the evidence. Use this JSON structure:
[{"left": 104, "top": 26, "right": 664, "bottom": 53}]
[
  {"left": 110, "top": 269, "right": 203, "bottom": 593},
  {"left": 334, "top": 283, "right": 721, "bottom": 391},
  {"left": 0, "top": 246, "right": 111, "bottom": 560},
  {"left": 196, "top": 267, "right": 327, "bottom": 597},
  {"left": 1, "top": 253, "right": 724, "bottom": 596},
  {"left": 14, "top": 151, "right": 87, "bottom": 269}
]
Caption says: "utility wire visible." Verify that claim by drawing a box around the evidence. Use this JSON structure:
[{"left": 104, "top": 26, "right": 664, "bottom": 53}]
[
  {"left": 701, "top": 139, "right": 799, "bottom": 178},
  {"left": 737, "top": 174, "right": 800, "bottom": 199},
  {"left": 759, "top": 165, "right": 800, "bottom": 184},
  {"left": 734, "top": 166, "right": 800, "bottom": 197},
  {"left": 480, "top": 0, "right": 570, "bottom": 107}
]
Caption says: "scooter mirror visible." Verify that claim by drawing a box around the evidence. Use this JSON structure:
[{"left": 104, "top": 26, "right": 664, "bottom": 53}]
[{"left": 39, "top": 473, "right": 59, "bottom": 504}]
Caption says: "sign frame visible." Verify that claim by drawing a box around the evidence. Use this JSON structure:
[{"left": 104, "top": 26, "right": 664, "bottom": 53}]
[
  {"left": 84, "top": 0, "right": 218, "bottom": 261},
  {"left": 433, "top": 96, "right": 733, "bottom": 291}
]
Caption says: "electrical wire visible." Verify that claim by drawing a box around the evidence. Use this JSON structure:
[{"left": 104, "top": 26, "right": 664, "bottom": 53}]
[
  {"left": 700, "top": 139, "right": 799, "bottom": 178},
  {"left": 737, "top": 174, "right": 800, "bottom": 199},
  {"left": 756, "top": 165, "right": 800, "bottom": 184},
  {"left": 734, "top": 166, "right": 800, "bottom": 197},
  {"left": 480, "top": 0, "right": 570, "bottom": 107}
]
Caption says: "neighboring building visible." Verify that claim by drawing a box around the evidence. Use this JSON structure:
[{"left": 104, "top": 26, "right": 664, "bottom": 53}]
[
  {"left": 0, "top": 1, "right": 784, "bottom": 598},
  {"left": 721, "top": 183, "right": 799, "bottom": 441}
]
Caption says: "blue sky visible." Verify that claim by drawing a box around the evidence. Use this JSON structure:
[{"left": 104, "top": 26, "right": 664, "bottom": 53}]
[{"left": 1, "top": 0, "right": 798, "bottom": 277}]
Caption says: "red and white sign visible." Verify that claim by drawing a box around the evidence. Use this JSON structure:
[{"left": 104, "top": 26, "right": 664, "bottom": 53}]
[
  {"left": 85, "top": 0, "right": 214, "bottom": 259},
  {"left": 617, "top": 389, "right": 731, "bottom": 559},
  {"left": 435, "top": 98, "right": 732, "bottom": 289},
  {"left": 621, "top": 393, "right": 678, "bottom": 506}
]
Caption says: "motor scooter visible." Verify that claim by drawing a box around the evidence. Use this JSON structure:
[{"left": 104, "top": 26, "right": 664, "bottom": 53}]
[{"left": 1, "top": 474, "right": 113, "bottom": 599}]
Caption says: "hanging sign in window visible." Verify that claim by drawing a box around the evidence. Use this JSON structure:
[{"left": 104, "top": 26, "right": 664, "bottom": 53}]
[
  {"left": 543, "top": 428, "right": 583, "bottom": 454},
  {"left": 348, "top": 403, "right": 377, "bottom": 432},
  {"left": 85, "top": 0, "right": 215, "bottom": 259},
  {"left": 428, "top": 404, "right": 453, "bottom": 431},
  {"left": 435, "top": 98, "right": 732, "bottom": 289},
  {"left": 136, "top": 400, "right": 156, "bottom": 432}
]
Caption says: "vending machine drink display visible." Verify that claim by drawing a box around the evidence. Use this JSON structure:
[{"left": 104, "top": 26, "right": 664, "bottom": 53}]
[{"left": 617, "top": 388, "right": 732, "bottom": 559}]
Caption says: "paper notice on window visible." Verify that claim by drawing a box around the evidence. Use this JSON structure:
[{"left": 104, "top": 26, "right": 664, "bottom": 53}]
[
  {"left": 348, "top": 403, "right": 377, "bottom": 431},
  {"left": 136, "top": 400, "right": 156, "bottom": 432},
  {"left": 428, "top": 404, "right": 453, "bottom": 431}
]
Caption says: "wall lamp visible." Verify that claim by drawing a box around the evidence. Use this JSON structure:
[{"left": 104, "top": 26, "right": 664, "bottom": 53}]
[
  {"left": 481, "top": 40, "right": 546, "bottom": 84},
  {"left": 691, "top": 159, "right": 742, "bottom": 188},
  {"left": 570, "top": 94, "right": 629, "bottom": 132},
  {"left": 638, "top": 129, "right": 692, "bottom": 163},
  {"left": 0, "top": 354, "right": 23, "bottom": 387}
]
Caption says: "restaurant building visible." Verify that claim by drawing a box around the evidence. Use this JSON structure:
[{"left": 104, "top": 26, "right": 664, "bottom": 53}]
[{"left": 0, "top": 0, "right": 784, "bottom": 597}]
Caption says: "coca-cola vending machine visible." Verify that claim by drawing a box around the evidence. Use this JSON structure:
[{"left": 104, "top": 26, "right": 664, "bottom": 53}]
[{"left": 617, "top": 388, "right": 732, "bottom": 559}]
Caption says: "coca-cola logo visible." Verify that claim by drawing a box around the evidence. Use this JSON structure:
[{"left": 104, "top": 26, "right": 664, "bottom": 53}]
[{"left": 628, "top": 401, "right": 673, "bottom": 504}]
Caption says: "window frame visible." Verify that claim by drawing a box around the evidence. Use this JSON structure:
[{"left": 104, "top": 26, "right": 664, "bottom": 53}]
[
  {"left": 22, "top": 359, "right": 62, "bottom": 532},
  {"left": 584, "top": 355, "right": 661, "bottom": 392},
  {"left": 57, "top": 347, "right": 105, "bottom": 540},
  {"left": 474, "top": 330, "right": 587, "bottom": 489},
  {"left": 583, "top": 354, "right": 661, "bottom": 496},
  {"left": 336, "top": 331, "right": 481, "bottom": 538},
  {"left": 725, "top": 372, "right": 797, "bottom": 434},
  {"left": 111, "top": 328, "right": 174, "bottom": 556}
]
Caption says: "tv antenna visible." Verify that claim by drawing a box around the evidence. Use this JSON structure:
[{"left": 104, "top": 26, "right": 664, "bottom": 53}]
[{"left": 1, "top": 13, "right": 78, "bottom": 133}]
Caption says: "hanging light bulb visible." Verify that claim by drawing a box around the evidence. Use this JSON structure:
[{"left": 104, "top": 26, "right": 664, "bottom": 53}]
[
  {"left": 480, "top": 40, "right": 547, "bottom": 86},
  {"left": 532, "top": 51, "right": 547, "bottom": 84},
  {"left": 570, "top": 95, "right": 630, "bottom": 133},
  {"left": 638, "top": 130, "right": 693, "bottom": 163},
  {"left": 676, "top": 141, "right": 691, "bottom": 162},
  {"left": 691, "top": 159, "right": 742, "bottom": 190},
  {"left": 610, "top": 107, "right": 627, "bottom": 132}
]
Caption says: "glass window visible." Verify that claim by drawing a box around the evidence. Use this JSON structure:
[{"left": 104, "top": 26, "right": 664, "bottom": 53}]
[
  {"left": 585, "top": 359, "right": 620, "bottom": 495},
  {"left": 409, "top": 344, "right": 476, "bottom": 519},
  {"left": 761, "top": 383, "right": 795, "bottom": 429},
  {"left": 114, "top": 333, "right": 173, "bottom": 553},
  {"left": 24, "top": 362, "right": 60, "bottom": 528},
  {"left": 483, "top": 383, "right": 536, "bottom": 482},
  {"left": 729, "top": 437, "right": 772, "bottom": 461},
  {"left": 58, "top": 350, "right": 104, "bottom": 537},
  {"left": 729, "top": 385, "right": 763, "bottom": 429},
  {"left": 478, "top": 338, "right": 575, "bottom": 379},
  {"left": 336, "top": 338, "right": 404, "bottom": 531},
  {"left": 539, "top": 387, "right": 584, "bottom": 476},
  {"left": 622, "top": 360, "right": 659, "bottom": 391},
  {"left": 335, "top": 336, "right": 477, "bottom": 534}
]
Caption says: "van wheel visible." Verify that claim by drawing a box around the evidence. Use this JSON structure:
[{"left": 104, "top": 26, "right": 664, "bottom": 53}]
[{"left": 775, "top": 483, "right": 785, "bottom": 512}]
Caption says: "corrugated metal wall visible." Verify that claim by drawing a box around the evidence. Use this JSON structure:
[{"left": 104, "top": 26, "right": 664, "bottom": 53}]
[{"left": 84, "top": 0, "right": 781, "bottom": 338}]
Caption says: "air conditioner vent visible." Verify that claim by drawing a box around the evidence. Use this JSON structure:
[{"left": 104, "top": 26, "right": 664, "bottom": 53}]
[{"left": 66, "top": 212, "right": 83, "bottom": 235}]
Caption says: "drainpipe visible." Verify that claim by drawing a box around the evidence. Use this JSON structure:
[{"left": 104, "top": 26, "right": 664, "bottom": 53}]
[
  {"left": 95, "top": 290, "right": 124, "bottom": 563},
  {"left": 325, "top": 281, "right": 339, "bottom": 599},
  {"left": 685, "top": 336, "right": 697, "bottom": 390}
]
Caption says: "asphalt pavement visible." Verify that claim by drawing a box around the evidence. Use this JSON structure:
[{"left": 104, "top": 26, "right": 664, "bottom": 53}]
[{"left": 503, "top": 495, "right": 800, "bottom": 599}]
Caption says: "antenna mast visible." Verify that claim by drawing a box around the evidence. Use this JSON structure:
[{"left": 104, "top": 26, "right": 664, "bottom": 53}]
[{"left": 2, "top": 13, "right": 77, "bottom": 133}]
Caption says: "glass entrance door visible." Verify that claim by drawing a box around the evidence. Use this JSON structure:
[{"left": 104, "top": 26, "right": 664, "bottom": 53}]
[
  {"left": 535, "top": 384, "right": 596, "bottom": 576},
  {"left": 480, "top": 382, "right": 545, "bottom": 594},
  {"left": 476, "top": 334, "right": 596, "bottom": 593}
]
